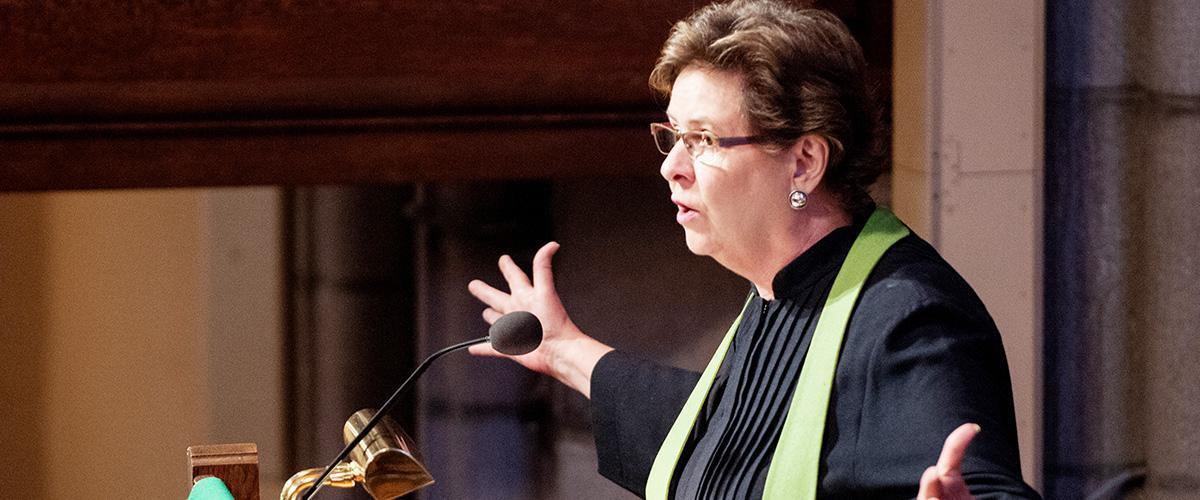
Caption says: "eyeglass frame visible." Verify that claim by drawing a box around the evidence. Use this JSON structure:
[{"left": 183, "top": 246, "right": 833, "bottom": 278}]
[{"left": 649, "top": 122, "right": 766, "bottom": 160}]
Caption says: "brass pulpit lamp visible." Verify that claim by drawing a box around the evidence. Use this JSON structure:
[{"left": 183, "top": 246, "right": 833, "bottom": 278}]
[
  {"left": 282, "top": 409, "right": 434, "bottom": 500},
  {"left": 284, "top": 313, "right": 543, "bottom": 500}
]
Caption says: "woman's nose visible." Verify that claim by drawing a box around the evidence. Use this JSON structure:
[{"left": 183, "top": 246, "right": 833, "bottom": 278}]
[{"left": 659, "top": 141, "right": 694, "bottom": 185}]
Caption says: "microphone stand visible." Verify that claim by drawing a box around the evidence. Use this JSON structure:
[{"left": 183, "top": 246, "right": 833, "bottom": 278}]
[{"left": 302, "top": 337, "right": 488, "bottom": 500}]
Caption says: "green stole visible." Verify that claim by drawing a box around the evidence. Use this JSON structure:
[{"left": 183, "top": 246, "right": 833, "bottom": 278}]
[{"left": 644, "top": 207, "right": 910, "bottom": 500}]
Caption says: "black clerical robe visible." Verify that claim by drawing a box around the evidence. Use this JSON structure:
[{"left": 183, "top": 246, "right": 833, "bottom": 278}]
[{"left": 590, "top": 224, "right": 1041, "bottom": 499}]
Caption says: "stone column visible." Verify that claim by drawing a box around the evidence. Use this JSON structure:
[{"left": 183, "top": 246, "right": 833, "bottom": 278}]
[
  {"left": 1045, "top": 0, "right": 1200, "bottom": 497},
  {"left": 1137, "top": 1, "right": 1200, "bottom": 498},
  {"left": 1044, "top": 1, "right": 1146, "bottom": 496},
  {"left": 893, "top": 0, "right": 1045, "bottom": 485}
]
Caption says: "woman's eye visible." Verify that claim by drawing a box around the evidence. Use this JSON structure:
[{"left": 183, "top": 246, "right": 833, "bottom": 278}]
[{"left": 700, "top": 134, "right": 717, "bottom": 147}]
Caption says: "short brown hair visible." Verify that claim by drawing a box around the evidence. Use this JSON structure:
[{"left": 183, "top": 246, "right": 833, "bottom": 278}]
[{"left": 650, "top": 0, "right": 884, "bottom": 215}]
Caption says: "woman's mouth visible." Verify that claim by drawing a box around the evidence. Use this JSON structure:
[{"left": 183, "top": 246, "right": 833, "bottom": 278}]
[{"left": 673, "top": 199, "right": 699, "bottom": 224}]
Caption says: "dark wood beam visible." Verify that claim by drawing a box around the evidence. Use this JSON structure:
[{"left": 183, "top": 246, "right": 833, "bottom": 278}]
[{"left": 0, "top": 0, "right": 890, "bottom": 191}]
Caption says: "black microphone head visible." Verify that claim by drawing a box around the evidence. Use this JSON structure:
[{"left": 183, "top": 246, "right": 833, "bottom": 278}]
[{"left": 488, "top": 311, "right": 543, "bottom": 355}]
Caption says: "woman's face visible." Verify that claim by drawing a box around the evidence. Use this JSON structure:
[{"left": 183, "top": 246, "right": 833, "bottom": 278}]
[{"left": 661, "top": 66, "right": 796, "bottom": 264}]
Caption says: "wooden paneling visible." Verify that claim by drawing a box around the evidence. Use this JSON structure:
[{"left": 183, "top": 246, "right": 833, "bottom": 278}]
[
  {"left": 1, "top": 2, "right": 691, "bottom": 119},
  {"left": 188, "top": 443, "right": 260, "bottom": 500},
  {"left": 0, "top": 0, "right": 890, "bottom": 191}
]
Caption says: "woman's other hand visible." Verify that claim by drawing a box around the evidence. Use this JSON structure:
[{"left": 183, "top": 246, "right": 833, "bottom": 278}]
[
  {"left": 467, "top": 241, "right": 613, "bottom": 398},
  {"left": 917, "top": 423, "right": 980, "bottom": 500}
]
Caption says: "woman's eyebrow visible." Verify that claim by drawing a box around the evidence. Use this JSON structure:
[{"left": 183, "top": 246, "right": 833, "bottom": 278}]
[{"left": 665, "top": 113, "right": 714, "bottom": 129}]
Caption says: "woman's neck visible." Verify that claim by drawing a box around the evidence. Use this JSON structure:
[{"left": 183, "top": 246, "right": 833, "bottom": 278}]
[{"left": 736, "top": 200, "right": 852, "bottom": 300}]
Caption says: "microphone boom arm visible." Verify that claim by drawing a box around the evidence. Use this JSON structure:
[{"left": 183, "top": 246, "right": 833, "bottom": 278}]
[{"left": 301, "top": 336, "right": 487, "bottom": 500}]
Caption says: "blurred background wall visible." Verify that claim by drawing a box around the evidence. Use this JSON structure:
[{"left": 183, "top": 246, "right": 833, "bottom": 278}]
[
  {"left": 0, "top": 179, "right": 746, "bottom": 499},
  {"left": 0, "top": 189, "right": 284, "bottom": 498}
]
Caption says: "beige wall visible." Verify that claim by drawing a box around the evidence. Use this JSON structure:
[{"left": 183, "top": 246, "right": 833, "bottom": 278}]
[
  {"left": 893, "top": 0, "right": 1044, "bottom": 489},
  {"left": 0, "top": 188, "right": 283, "bottom": 499}
]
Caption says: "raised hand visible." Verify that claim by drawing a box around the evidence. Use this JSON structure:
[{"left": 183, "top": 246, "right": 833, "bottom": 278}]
[
  {"left": 467, "top": 242, "right": 613, "bottom": 398},
  {"left": 917, "top": 423, "right": 980, "bottom": 500}
]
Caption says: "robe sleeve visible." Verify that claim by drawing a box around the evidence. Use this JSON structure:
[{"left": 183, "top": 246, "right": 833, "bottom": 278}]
[
  {"left": 844, "top": 272, "right": 1042, "bottom": 499},
  {"left": 590, "top": 349, "right": 701, "bottom": 496}
]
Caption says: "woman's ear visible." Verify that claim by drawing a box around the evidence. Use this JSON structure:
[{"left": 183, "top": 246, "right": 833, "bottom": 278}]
[{"left": 790, "top": 134, "right": 830, "bottom": 192}]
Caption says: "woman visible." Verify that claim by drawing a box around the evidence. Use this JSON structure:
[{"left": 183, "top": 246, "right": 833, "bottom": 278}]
[{"left": 468, "top": 1, "right": 1038, "bottom": 498}]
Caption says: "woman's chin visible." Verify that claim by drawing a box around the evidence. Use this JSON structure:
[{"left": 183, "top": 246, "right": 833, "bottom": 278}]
[{"left": 683, "top": 231, "right": 715, "bottom": 257}]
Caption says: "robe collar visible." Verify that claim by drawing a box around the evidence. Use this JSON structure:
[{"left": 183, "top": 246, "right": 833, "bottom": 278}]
[{"left": 767, "top": 209, "right": 873, "bottom": 300}]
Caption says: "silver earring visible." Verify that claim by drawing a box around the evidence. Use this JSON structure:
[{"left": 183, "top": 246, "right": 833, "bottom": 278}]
[{"left": 789, "top": 189, "right": 808, "bottom": 210}]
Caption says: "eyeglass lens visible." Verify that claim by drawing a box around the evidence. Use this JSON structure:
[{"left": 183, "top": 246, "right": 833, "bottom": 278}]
[{"left": 652, "top": 125, "right": 678, "bottom": 155}]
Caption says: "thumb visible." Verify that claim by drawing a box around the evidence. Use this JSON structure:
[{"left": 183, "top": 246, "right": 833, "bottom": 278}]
[
  {"left": 467, "top": 343, "right": 504, "bottom": 358},
  {"left": 938, "top": 423, "right": 981, "bottom": 475},
  {"left": 532, "top": 241, "right": 560, "bottom": 291},
  {"left": 918, "top": 465, "right": 942, "bottom": 500}
]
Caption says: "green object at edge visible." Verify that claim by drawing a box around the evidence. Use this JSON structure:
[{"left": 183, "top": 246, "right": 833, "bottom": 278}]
[{"left": 188, "top": 476, "right": 235, "bottom": 500}]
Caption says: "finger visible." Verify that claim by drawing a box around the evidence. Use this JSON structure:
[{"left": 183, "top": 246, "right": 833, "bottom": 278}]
[
  {"left": 468, "top": 279, "right": 511, "bottom": 310},
  {"left": 482, "top": 308, "right": 503, "bottom": 324},
  {"left": 467, "top": 343, "right": 505, "bottom": 358},
  {"left": 532, "top": 241, "right": 561, "bottom": 291},
  {"left": 498, "top": 255, "right": 533, "bottom": 291},
  {"left": 917, "top": 465, "right": 941, "bottom": 500},
  {"left": 937, "top": 423, "right": 981, "bottom": 476}
]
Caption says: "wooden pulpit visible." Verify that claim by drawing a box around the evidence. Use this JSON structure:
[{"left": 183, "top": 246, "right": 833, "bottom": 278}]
[{"left": 188, "top": 443, "right": 260, "bottom": 500}]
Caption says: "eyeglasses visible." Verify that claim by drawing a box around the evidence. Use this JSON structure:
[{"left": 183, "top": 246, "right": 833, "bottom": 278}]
[{"left": 649, "top": 122, "right": 764, "bottom": 161}]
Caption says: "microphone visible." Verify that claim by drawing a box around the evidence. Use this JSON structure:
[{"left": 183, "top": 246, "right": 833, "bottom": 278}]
[
  {"left": 302, "top": 311, "right": 543, "bottom": 499},
  {"left": 488, "top": 310, "right": 543, "bottom": 356}
]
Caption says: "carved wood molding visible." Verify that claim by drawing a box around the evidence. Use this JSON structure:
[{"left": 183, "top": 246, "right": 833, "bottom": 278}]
[{"left": 0, "top": 112, "right": 664, "bottom": 191}]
